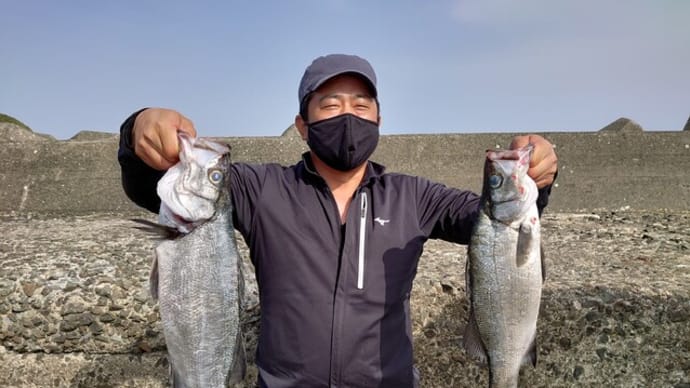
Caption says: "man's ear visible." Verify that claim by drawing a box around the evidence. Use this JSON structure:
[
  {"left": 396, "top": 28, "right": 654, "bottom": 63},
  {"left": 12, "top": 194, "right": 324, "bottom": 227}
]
[{"left": 295, "top": 114, "right": 308, "bottom": 141}]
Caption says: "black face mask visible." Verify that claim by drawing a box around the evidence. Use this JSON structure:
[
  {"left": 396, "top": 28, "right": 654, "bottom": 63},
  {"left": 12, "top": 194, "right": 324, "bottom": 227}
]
[{"left": 307, "top": 113, "right": 379, "bottom": 171}]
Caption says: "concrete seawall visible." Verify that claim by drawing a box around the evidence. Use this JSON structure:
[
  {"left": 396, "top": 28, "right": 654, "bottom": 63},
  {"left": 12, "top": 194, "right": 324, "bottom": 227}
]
[{"left": 1, "top": 121, "right": 689, "bottom": 214}]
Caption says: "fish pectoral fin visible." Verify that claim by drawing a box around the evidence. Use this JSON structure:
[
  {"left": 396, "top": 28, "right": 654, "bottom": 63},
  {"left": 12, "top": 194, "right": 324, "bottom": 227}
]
[
  {"left": 462, "top": 310, "right": 488, "bottom": 367},
  {"left": 228, "top": 332, "right": 247, "bottom": 385},
  {"left": 149, "top": 252, "right": 159, "bottom": 301},
  {"left": 516, "top": 223, "right": 537, "bottom": 267}
]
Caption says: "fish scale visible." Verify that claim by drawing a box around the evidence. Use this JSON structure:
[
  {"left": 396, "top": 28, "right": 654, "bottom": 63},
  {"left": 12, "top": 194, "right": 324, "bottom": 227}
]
[{"left": 156, "top": 209, "right": 245, "bottom": 388}]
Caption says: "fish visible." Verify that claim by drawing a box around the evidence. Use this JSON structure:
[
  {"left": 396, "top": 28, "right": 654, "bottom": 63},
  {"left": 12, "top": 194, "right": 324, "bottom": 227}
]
[
  {"left": 136, "top": 133, "right": 246, "bottom": 388},
  {"left": 462, "top": 144, "right": 544, "bottom": 388}
]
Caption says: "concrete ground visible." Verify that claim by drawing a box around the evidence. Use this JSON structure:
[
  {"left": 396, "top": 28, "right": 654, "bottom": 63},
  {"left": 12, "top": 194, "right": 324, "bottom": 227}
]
[{"left": 0, "top": 210, "right": 688, "bottom": 387}]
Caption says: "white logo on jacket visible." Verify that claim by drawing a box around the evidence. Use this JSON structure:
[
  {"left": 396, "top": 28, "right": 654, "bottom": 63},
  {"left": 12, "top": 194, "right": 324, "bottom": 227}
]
[{"left": 374, "top": 217, "right": 390, "bottom": 226}]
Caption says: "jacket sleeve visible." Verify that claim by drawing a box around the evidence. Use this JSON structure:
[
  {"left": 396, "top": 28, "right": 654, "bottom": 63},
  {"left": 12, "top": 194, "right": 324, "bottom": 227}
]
[
  {"left": 416, "top": 178, "right": 481, "bottom": 245},
  {"left": 417, "top": 177, "right": 556, "bottom": 245},
  {"left": 536, "top": 171, "right": 557, "bottom": 217},
  {"left": 228, "top": 162, "right": 270, "bottom": 244},
  {"left": 117, "top": 108, "right": 165, "bottom": 213}
]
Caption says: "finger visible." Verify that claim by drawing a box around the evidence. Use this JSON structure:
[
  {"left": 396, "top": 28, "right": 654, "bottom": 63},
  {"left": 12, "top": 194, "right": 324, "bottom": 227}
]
[
  {"left": 178, "top": 115, "right": 197, "bottom": 138},
  {"left": 533, "top": 171, "right": 557, "bottom": 188},
  {"left": 509, "top": 134, "right": 558, "bottom": 188},
  {"left": 136, "top": 127, "right": 179, "bottom": 170},
  {"left": 512, "top": 135, "right": 554, "bottom": 171},
  {"left": 528, "top": 156, "right": 558, "bottom": 188},
  {"left": 528, "top": 136, "right": 552, "bottom": 164},
  {"left": 158, "top": 126, "right": 182, "bottom": 164},
  {"left": 139, "top": 141, "right": 176, "bottom": 171},
  {"left": 134, "top": 129, "right": 159, "bottom": 163}
]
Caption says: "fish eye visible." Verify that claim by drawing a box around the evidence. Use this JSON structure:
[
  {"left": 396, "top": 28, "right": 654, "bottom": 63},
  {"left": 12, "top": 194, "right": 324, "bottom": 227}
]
[
  {"left": 489, "top": 174, "right": 503, "bottom": 188},
  {"left": 208, "top": 169, "right": 223, "bottom": 185}
]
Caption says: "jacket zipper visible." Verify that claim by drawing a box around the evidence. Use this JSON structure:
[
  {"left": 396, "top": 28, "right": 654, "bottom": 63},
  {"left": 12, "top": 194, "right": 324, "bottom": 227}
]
[{"left": 357, "top": 192, "right": 368, "bottom": 289}]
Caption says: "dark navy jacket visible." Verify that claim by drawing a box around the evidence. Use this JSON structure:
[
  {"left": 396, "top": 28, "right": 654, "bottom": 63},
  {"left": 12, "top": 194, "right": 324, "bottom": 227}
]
[{"left": 118, "top": 111, "right": 552, "bottom": 387}]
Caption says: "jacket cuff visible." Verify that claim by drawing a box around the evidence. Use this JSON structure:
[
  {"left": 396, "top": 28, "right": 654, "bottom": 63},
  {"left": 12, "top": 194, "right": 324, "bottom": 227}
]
[
  {"left": 119, "top": 107, "right": 149, "bottom": 153},
  {"left": 536, "top": 169, "right": 558, "bottom": 216}
]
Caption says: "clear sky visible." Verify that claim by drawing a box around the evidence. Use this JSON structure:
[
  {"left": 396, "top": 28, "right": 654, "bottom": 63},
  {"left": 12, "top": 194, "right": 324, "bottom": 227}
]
[{"left": 2, "top": 1, "right": 688, "bottom": 139}]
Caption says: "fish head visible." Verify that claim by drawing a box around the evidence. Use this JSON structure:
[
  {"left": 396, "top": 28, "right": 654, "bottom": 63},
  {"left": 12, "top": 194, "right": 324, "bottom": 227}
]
[
  {"left": 156, "top": 133, "right": 232, "bottom": 233},
  {"left": 482, "top": 144, "right": 538, "bottom": 222}
]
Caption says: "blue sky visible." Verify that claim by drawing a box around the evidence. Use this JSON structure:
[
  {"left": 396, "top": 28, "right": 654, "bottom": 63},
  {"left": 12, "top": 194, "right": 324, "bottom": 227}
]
[{"left": 2, "top": 1, "right": 688, "bottom": 139}]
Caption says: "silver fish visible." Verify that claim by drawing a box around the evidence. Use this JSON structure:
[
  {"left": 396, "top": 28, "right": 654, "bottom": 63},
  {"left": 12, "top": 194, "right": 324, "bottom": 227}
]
[
  {"left": 463, "top": 144, "right": 544, "bottom": 388},
  {"left": 142, "top": 133, "right": 246, "bottom": 388}
]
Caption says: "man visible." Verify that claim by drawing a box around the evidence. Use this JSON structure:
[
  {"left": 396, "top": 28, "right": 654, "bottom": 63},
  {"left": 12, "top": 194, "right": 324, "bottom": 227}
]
[{"left": 118, "top": 53, "right": 558, "bottom": 387}]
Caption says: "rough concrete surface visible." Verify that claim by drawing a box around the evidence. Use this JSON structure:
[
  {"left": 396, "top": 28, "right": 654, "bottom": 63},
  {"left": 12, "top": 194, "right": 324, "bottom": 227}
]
[
  {"left": 1, "top": 210, "right": 688, "bottom": 387},
  {"left": 1, "top": 122, "right": 689, "bottom": 387}
]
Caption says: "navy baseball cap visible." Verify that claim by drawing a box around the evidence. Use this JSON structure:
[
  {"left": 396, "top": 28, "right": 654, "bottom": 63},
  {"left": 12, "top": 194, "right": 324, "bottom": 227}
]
[{"left": 298, "top": 54, "right": 378, "bottom": 107}]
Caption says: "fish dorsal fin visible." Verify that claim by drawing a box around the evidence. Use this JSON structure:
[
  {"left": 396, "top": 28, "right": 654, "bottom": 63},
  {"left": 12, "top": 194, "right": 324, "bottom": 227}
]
[{"left": 131, "top": 218, "right": 181, "bottom": 240}]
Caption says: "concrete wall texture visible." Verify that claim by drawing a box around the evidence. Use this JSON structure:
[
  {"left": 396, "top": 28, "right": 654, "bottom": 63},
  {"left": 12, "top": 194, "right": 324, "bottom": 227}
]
[{"left": 1, "top": 119, "right": 689, "bottom": 214}]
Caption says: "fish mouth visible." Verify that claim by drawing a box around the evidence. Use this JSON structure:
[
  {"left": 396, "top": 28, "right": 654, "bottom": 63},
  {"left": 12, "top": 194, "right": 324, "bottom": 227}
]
[
  {"left": 171, "top": 213, "right": 193, "bottom": 224},
  {"left": 172, "top": 213, "right": 193, "bottom": 226}
]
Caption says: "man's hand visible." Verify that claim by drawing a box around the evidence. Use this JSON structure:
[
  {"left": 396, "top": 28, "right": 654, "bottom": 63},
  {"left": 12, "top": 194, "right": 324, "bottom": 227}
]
[
  {"left": 510, "top": 134, "right": 558, "bottom": 188},
  {"left": 132, "top": 108, "right": 197, "bottom": 170}
]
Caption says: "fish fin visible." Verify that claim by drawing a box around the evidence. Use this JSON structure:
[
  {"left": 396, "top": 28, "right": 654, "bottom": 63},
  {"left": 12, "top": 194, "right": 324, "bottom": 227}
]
[
  {"left": 149, "top": 252, "right": 159, "bottom": 301},
  {"left": 464, "top": 248, "right": 488, "bottom": 366},
  {"left": 522, "top": 333, "right": 538, "bottom": 367},
  {"left": 131, "top": 218, "right": 181, "bottom": 240},
  {"left": 516, "top": 222, "right": 536, "bottom": 267},
  {"left": 462, "top": 310, "right": 488, "bottom": 367},
  {"left": 228, "top": 332, "right": 247, "bottom": 384}
]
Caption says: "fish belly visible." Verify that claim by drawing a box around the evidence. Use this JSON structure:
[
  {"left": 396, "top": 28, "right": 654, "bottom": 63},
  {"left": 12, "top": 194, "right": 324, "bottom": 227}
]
[
  {"left": 156, "top": 212, "right": 244, "bottom": 388},
  {"left": 468, "top": 209, "right": 542, "bottom": 388}
]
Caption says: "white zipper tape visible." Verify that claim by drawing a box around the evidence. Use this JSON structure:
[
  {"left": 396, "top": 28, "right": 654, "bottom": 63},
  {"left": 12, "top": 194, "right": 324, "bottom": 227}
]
[{"left": 357, "top": 192, "right": 367, "bottom": 290}]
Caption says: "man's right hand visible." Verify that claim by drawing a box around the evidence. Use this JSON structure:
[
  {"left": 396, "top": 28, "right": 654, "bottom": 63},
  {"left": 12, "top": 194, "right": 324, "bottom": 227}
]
[{"left": 132, "top": 108, "right": 197, "bottom": 170}]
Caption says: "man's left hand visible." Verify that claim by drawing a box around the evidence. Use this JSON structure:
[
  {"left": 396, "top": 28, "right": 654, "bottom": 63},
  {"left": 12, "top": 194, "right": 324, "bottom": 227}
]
[{"left": 510, "top": 134, "right": 558, "bottom": 188}]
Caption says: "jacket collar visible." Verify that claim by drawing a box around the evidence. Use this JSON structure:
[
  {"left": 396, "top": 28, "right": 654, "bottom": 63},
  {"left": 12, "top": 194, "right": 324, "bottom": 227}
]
[{"left": 301, "top": 152, "right": 386, "bottom": 187}]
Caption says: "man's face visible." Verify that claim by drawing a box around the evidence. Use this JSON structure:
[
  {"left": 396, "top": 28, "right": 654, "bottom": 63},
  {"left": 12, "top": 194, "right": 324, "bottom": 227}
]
[{"left": 306, "top": 74, "right": 379, "bottom": 123}]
